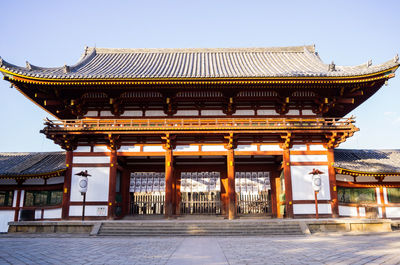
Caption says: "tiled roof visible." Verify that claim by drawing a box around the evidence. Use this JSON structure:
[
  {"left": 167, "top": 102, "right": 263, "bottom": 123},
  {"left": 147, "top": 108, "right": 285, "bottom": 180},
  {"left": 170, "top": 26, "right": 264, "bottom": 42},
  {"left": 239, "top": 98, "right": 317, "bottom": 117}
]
[
  {"left": 0, "top": 45, "right": 398, "bottom": 80},
  {"left": 334, "top": 149, "right": 400, "bottom": 174},
  {"left": 0, "top": 152, "right": 66, "bottom": 177}
]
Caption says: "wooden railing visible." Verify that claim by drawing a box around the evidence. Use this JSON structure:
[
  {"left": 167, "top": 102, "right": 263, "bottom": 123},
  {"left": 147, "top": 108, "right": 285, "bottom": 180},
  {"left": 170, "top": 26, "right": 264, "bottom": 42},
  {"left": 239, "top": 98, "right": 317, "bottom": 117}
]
[{"left": 44, "top": 117, "right": 357, "bottom": 131}]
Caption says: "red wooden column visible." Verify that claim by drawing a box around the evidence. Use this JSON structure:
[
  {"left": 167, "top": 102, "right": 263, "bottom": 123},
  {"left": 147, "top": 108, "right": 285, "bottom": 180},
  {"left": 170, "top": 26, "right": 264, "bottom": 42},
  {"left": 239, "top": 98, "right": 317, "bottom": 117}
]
[
  {"left": 379, "top": 186, "right": 387, "bottom": 218},
  {"left": 220, "top": 170, "right": 228, "bottom": 216},
  {"left": 227, "top": 148, "right": 236, "bottom": 220},
  {"left": 269, "top": 170, "right": 278, "bottom": 218},
  {"left": 14, "top": 188, "right": 22, "bottom": 221},
  {"left": 108, "top": 149, "right": 118, "bottom": 219},
  {"left": 174, "top": 169, "right": 181, "bottom": 216},
  {"left": 165, "top": 149, "right": 174, "bottom": 218},
  {"left": 62, "top": 150, "right": 73, "bottom": 219},
  {"left": 283, "top": 148, "right": 294, "bottom": 218},
  {"left": 121, "top": 168, "right": 131, "bottom": 217},
  {"left": 327, "top": 148, "right": 339, "bottom": 217}
]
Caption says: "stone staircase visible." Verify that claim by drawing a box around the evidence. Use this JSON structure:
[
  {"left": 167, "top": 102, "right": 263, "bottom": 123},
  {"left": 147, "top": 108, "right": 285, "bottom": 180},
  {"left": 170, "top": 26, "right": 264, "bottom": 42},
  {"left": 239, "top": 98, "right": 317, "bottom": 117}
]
[{"left": 97, "top": 221, "right": 304, "bottom": 236}]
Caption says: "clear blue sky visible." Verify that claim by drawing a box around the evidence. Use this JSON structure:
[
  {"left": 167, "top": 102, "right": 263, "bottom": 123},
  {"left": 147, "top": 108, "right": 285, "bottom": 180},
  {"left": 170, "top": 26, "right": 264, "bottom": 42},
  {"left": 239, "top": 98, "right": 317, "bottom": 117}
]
[{"left": 0, "top": 0, "right": 399, "bottom": 152}]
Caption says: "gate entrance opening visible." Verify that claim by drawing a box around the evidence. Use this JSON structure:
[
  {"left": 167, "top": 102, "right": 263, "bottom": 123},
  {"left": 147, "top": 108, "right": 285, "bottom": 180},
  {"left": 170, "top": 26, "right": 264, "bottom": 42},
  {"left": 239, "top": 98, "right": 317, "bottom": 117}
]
[
  {"left": 180, "top": 172, "right": 221, "bottom": 215},
  {"left": 129, "top": 172, "right": 165, "bottom": 215}
]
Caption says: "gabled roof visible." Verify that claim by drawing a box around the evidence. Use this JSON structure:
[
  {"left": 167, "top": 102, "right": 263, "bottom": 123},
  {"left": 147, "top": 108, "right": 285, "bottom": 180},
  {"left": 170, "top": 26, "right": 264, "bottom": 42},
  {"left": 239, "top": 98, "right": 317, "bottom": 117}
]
[
  {"left": 0, "top": 152, "right": 66, "bottom": 178},
  {"left": 0, "top": 45, "right": 398, "bottom": 80},
  {"left": 334, "top": 149, "right": 400, "bottom": 175}
]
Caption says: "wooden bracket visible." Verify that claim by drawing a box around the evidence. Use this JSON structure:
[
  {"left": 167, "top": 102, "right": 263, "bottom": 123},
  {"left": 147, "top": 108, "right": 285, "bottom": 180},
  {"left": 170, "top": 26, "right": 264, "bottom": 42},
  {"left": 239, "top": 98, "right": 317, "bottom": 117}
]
[
  {"left": 161, "top": 133, "right": 176, "bottom": 150},
  {"left": 224, "top": 132, "right": 237, "bottom": 150},
  {"left": 279, "top": 132, "right": 292, "bottom": 150},
  {"left": 55, "top": 134, "right": 77, "bottom": 151},
  {"left": 106, "top": 134, "right": 121, "bottom": 151}
]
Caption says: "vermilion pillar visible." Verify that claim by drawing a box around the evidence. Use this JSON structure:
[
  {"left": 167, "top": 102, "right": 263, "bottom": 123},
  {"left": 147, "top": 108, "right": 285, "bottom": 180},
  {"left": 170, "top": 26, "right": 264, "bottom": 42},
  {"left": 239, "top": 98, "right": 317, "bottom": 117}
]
[
  {"left": 62, "top": 150, "right": 73, "bottom": 219},
  {"left": 108, "top": 149, "right": 118, "bottom": 219},
  {"left": 165, "top": 149, "right": 174, "bottom": 218},
  {"left": 283, "top": 148, "right": 293, "bottom": 218},
  {"left": 327, "top": 148, "right": 339, "bottom": 217},
  {"left": 227, "top": 148, "right": 236, "bottom": 220},
  {"left": 269, "top": 171, "right": 277, "bottom": 218}
]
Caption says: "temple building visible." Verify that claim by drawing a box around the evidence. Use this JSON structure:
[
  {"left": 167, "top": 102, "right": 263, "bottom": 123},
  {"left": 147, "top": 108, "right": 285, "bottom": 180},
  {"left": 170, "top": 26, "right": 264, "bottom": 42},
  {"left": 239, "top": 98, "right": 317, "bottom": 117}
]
[{"left": 0, "top": 45, "right": 399, "bottom": 229}]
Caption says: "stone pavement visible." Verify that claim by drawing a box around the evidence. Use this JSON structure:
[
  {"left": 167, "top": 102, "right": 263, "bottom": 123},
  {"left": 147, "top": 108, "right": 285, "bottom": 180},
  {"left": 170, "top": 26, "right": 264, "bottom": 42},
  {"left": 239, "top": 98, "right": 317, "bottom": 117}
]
[{"left": 1, "top": 233, "right": 400, "bottom": 264}]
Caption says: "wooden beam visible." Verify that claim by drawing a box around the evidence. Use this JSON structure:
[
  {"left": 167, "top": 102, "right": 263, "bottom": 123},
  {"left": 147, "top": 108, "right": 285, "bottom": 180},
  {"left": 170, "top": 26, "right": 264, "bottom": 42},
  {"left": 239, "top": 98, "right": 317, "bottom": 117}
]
[{"left": 336, "top": 98, "right": 355, "bottom": 104}]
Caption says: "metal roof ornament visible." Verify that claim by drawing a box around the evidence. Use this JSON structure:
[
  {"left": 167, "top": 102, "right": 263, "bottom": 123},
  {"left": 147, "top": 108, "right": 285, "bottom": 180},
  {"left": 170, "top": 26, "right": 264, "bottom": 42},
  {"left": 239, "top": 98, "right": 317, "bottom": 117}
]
[
  {"left": 328, "top": 61, "right": 336, "bottom": 72},
  {"left": 367, "top": 60, "right": 372, "bottom": 67},
  {"left": 394, "top": 54, "right": 399, "bottom": 63},
  {"left": 0, "top": 57, "right": 3, "bottom": 67},
  {"left": 63, "top": 65, "right": 70, "bottom": 73},
  {"left": 26, "top": 61, "right": 32, "bottom": 71}
]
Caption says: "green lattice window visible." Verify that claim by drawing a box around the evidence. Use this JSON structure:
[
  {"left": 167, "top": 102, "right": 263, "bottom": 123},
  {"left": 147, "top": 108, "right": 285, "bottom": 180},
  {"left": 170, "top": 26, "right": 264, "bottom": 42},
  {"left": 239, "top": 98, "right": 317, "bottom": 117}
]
[
  {"left": 387, "top": 188, "right": 400, "bottom": 203},
  {"left": 24, "top": 190, "right": 62, "bottom": 207},
  {"left": 338, "top": 187, "right": 376, "bottom": 204},
  {"left": 0, "top": 191, "right": 13, "bottom": 207}
]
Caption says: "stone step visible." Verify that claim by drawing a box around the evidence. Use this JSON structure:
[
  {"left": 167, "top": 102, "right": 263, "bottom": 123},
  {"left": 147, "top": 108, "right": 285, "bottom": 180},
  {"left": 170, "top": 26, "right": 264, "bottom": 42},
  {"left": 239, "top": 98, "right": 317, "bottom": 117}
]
[{"left": 97, "top": 221, "right": 304, "bottom": 236}]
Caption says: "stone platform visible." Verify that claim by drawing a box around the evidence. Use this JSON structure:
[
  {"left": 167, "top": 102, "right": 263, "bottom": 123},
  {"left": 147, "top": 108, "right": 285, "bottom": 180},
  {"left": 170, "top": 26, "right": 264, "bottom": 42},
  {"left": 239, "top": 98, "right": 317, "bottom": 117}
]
[{"left": 6, "top": 218, "right": 395, "bottom": 236}]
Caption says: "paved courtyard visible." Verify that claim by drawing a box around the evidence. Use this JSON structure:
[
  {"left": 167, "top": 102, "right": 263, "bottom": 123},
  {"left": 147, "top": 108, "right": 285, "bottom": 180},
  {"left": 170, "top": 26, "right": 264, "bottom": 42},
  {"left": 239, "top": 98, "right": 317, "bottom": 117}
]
[{"left": 1, "top": 233, "right": 400, "bottom": 265}]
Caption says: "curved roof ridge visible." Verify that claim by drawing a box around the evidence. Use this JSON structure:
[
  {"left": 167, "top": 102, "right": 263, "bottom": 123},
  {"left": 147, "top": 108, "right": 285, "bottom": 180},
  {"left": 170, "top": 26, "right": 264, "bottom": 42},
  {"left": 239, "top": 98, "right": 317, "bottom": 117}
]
[{"left": 89, "top": 45, "right": 316, "bottom": 54}]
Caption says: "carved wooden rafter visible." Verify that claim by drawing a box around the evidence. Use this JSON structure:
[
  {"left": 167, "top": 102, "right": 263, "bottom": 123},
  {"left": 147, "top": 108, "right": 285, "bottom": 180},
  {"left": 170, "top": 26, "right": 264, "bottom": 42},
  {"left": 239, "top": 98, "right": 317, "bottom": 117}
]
[
  {"left": 106, "top": 134, "right": 121, "bottom": 151},
  {"left": 224, "top": 132, "right": 238, "bottom": 150},
  {"left": 161, "top": 133, "right": 176, "bottom": 150},
  {"left": 279, "top": 132, "right": 292, "bottom": 150},
  {"left": 54, "top": 134, "right": 77, "bottom": 151}
]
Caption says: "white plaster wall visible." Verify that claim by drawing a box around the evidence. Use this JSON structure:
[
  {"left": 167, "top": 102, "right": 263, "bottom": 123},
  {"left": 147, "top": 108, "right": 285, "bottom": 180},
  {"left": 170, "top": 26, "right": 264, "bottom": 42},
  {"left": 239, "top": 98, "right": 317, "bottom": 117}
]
[
  {"left": 35, "top": 210, "right": 42, "bottom": 220},
  {"left": 201, "top": 145, "right": 226, "bottom": 152},
  {"left": 235, "top": 145, "right": 257, "bottom": 151},
  {"left": 143, "top": 146, "right": 164, "bottom": 152},
  {"left": 121, "top": 110, "right": 142, "bottom": 117},
  {"left": 175, "top": 110, "right": 199, "bottom": 116},
  {"left": 100, "top": 111, "right": 113, "bottom": 116},
  {"left": 336, "top": 174, "right": 354, "bottom": 182},
  {"left": 70, "top": 167, "right": 110, "bottom": 202},
  {"left": 119, "top": 145, "right": 141, "bottom": 152},
  {"left": 356, "top": 176, "right": 377, "bottom": 182},
  {"left": 233, "top": 110, "right": 255, "bottom": 116},
  {"left": 257, "top": 109, "right": 279, "bottom": 115},
  {"left": 0, "top": 211, "right": 15, "bottom": 232},
  {"left": 201, "top": 110, "right": 225, "bottom": 116},
  {"left": 93, "top": 146, "right": 109, "bottom": 152},
  {"left": 383, "top": 188, "right": 388, "bottom": 204},
  {"left": 174, "top": 145, "right": 199, "bottom": 152},
  {"left": 19, "top": 191, "right": 24, "bottom": 207},
  {"left": 73, "top": 156, "right": 110, "bottom": 164},
  {"left": 12, "top": 191, "right": 18, "bottom": 207},
  {"left": 293, "top": 204, "right": 332, "bottom": 214},
  {"left": 85, "top": 111, "right": 98, "bottom": 117},
  {"left": 286, "top": 110, "right": 300, "bottom": 115},
  {"left": 378, "top": 207, "right": 383, "bottom": 218},
  {"left": 75, "top": 146, "right": 91, "bottom": 152},
  {"left": 69, "top": 205, "right": 108, "bottom": 216},
  {"left": 0, "top": 179, "right": 17, "bottom": 185},
  {"left": 260, "top": 145, "right": 282, "bottom": 151},
  {"left": 43, "top": 208, "right": 62, "bottom": 219},
  {"left": 359, "top": 207, "right": 366, "bottom": 217},
  {"left": 309, "top": 145, "right": 326, "bottom": 151},
  {"left": 290, "top": 155, "right": 327, "bottom": 162},
  {"left": 302, "top": 110, "right": 316, "bottom": 115},
  {"left": 386, "top": 207, "right": 400, "bottom": 218},
  {"left": 145, "top": 110, "right": 167, "bottom": 116},
  {"left": 376, "top": 187, "right": 381, "bottom": 204},
  {"left": 47, "top": 176, "right": 65, "bottom": 185},
  {"left": 23, "top": 179, "right": 45, "bottom": 185},
  {"left": 291, "top": 165, "right": 330, "bottom": 200},
  {"left": 383, "top": 176, "right": 400, "bottom": 182},
  {"left": 290, "top": 145, "right": 307, "bottom": 151},
  {"left": 339, "top": 206, "right": 358, "bottom": 217}
]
